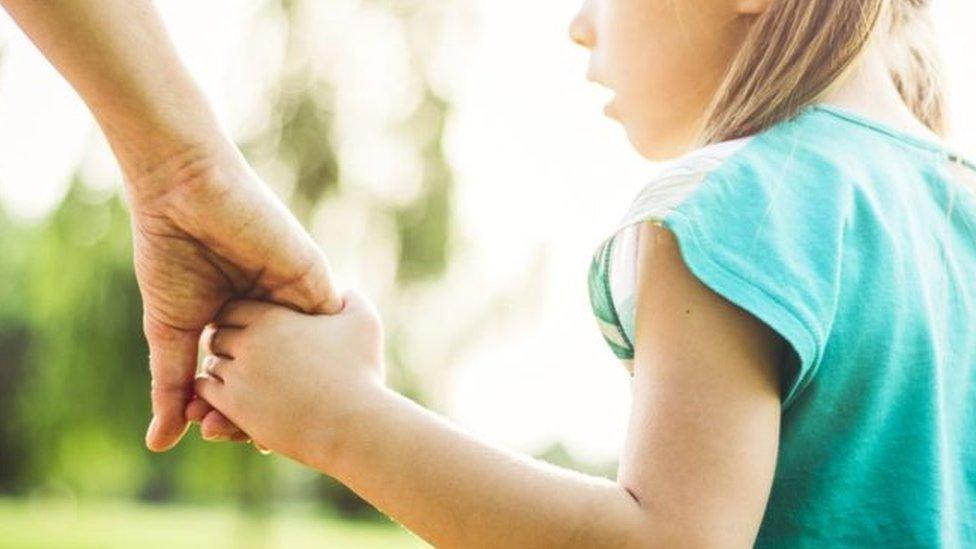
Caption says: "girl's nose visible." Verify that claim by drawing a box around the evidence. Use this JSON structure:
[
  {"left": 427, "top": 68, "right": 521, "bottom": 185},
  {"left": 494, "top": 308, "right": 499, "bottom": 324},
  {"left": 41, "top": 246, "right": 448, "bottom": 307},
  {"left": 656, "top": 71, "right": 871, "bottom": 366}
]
[{"left": 568, "top": 9, "right": 595, "bottom": 49}]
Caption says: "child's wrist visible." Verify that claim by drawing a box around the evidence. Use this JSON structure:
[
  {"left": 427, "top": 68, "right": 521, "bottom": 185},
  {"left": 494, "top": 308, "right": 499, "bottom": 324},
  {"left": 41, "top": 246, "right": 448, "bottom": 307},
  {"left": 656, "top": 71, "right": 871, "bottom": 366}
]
[{"left": 298, "top": 380, "right": 397, "bottom": 476}]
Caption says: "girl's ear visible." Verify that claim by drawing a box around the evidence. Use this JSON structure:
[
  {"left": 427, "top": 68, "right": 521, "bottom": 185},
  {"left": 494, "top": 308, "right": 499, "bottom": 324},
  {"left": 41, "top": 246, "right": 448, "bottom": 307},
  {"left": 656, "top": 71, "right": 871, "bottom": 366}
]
[{"left": 732, "top": 0, "right": 773, "bottom": 15}]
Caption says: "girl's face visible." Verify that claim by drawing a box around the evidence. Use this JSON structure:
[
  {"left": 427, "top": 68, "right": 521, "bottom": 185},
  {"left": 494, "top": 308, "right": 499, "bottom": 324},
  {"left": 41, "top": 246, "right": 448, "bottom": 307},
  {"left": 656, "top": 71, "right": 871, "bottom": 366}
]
[{"left": 570, "top": 0, "right": 759, "bottom": 159}]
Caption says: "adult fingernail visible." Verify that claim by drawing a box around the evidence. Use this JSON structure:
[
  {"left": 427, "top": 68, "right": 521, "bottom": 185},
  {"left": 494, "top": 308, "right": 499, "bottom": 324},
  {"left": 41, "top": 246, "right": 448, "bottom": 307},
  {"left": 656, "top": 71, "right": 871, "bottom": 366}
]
[
  {"left": 145, "top": 416, "right": 158, "bottom": 442},
  {"left": 202, "top": 430, "right": 226, "bottom": 442}
]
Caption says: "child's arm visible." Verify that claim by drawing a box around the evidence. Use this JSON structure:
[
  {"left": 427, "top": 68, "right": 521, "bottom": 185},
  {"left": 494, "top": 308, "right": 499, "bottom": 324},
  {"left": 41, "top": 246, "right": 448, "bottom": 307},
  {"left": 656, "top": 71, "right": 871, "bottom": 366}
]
[
  {"left": 197, "top": 223, "right": 782, "bottom": 548},
  {"left": 330, "top": 384, "right": 647, "bottom": 548}
]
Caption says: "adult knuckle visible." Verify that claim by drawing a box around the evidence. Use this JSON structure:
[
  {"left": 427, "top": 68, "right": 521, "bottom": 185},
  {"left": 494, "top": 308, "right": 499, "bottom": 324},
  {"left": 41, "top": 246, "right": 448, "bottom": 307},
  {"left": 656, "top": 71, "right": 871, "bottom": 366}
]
[{"left": 150, "top": 377, "right": 189, "bottom": 397}]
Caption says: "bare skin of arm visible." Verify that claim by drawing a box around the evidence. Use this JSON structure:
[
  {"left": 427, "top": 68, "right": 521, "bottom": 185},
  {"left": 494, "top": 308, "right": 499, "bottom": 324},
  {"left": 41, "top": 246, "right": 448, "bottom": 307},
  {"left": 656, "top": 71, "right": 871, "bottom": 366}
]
[
  {"left": 0, "top": 0, "right": 343, "bottom": 451},
  {"left": 617, "top": 222, "right": 783, "bottom": 546},
  {"left": 197, "top": 221, "right": 783, "bottom": 547},
  {"left": 332, "top": 224, "right": 782, "bottom": 547}
]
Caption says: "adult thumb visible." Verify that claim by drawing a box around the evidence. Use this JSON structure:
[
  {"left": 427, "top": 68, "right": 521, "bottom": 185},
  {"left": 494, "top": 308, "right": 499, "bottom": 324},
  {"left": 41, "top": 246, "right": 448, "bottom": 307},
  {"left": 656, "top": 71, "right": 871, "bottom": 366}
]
[{"left": 143, "top": 314, "right": 199, "bottom": 452}]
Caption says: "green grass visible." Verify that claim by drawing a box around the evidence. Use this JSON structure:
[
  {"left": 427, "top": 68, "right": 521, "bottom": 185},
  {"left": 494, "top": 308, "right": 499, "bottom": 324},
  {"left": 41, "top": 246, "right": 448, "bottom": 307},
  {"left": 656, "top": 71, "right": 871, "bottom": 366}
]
[{"left": 0, "top": 498, "right": 430, "bottom": 548}]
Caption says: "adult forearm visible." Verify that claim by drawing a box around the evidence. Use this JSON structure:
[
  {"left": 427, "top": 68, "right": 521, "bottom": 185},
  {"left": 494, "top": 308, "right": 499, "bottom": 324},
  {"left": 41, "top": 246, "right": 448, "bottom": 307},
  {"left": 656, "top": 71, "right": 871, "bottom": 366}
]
[
  {"left": 0, "top": 0, "right": 227, "bottom": 180},
  {"left": 324, "top": 387, "right": 649, "bottom": 549}
]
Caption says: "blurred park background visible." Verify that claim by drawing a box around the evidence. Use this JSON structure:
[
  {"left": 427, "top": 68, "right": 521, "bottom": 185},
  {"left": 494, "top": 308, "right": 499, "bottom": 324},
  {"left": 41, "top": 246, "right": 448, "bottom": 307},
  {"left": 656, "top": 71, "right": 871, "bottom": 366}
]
[{"left": 0, "top": 0, "right": 973, "bottom": 547}]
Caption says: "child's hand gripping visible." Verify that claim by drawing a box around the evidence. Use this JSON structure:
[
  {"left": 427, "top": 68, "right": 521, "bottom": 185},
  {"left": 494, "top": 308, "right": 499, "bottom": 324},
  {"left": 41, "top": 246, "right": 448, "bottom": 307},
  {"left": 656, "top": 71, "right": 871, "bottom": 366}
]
[{"left": 192, "top": 289, "right": 387, "bottom": 469}]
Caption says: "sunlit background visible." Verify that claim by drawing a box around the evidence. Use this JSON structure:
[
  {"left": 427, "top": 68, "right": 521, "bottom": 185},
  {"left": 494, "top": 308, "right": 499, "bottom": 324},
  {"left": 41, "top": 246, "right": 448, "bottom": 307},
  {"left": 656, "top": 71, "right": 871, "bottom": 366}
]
[{"left": 0, "top": 0, "right": 973, "bottom": 547}]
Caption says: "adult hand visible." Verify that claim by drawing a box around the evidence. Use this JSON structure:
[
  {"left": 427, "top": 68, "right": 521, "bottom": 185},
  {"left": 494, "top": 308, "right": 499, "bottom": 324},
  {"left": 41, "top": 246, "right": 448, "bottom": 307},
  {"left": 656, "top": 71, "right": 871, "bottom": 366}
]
[
  {"left": 0, "top": 0, "right": 342, "bottom": 451},
  {"left": 128, "top": 142, "right": 343, "bottom": 451}
]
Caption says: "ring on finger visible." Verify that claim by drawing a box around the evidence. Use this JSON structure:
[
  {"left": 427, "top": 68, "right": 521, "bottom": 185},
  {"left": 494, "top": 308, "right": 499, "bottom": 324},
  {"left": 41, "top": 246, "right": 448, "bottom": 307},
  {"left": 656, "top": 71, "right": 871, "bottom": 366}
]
[{"left": 203, "top": 355, "right": 224, "bottom": 379}]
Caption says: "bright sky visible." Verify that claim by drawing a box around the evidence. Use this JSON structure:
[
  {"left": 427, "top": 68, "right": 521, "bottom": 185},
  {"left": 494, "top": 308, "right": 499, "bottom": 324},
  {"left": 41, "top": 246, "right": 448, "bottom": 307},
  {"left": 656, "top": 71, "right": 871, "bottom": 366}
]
[{"left": 0, "top": 1, "right": 974, "bottom": 467}]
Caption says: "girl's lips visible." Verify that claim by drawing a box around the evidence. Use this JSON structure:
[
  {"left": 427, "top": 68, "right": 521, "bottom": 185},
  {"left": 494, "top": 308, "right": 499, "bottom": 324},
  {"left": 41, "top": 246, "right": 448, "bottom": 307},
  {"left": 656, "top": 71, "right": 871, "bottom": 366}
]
[{"left": 590, "top": 81, "right": 616, "bottom": 118}]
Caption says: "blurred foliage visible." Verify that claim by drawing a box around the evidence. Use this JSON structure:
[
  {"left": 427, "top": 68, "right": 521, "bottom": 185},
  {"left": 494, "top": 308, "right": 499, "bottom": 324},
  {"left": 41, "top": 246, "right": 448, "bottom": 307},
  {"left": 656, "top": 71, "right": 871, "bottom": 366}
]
[{"left": 239, "top": 0, "right": 455, "bottom": 286}]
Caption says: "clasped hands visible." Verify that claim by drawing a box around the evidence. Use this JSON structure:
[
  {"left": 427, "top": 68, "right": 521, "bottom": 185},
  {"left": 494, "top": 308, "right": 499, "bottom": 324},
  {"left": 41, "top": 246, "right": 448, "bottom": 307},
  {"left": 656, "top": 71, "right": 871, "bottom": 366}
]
[
  {"left": 188, "top": 290, "right": 386, "bottom": 465},
  {"left": 131, "top": 143, "right": 387, "bottom": 466}
]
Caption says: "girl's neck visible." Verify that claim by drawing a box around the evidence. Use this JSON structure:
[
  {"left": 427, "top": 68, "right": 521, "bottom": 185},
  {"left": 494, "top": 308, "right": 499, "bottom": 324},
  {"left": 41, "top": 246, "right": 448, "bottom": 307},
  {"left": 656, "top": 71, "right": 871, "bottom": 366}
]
[{"left": 819, "top": 43, "right": 944, "bottom": 146}]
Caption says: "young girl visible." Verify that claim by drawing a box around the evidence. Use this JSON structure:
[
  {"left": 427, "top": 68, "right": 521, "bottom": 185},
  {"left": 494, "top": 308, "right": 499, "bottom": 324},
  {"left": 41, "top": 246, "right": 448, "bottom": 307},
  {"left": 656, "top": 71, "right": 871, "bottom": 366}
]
[{"left": 193, "top": 0, "right": 976, "bottom": 546}]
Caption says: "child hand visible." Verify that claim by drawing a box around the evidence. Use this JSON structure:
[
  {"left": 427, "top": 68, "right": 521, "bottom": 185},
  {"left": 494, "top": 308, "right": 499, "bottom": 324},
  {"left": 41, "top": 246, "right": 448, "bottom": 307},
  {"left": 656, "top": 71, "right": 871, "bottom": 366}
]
[{"left": 193, "top": 289, "right": 387, "bottom": 469}]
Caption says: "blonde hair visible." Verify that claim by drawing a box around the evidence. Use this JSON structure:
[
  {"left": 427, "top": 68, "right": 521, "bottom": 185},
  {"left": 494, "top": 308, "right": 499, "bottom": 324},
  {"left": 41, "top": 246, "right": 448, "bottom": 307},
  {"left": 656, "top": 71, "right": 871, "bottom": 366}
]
[{"left": 696, "top": 0, "right": 947, "bottom": 146}]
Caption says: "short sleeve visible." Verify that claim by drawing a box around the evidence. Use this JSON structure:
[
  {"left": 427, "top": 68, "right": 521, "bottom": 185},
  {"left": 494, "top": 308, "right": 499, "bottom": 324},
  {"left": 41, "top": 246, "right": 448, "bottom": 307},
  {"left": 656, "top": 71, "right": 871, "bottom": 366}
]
[{"left": 659, "top": 144, "right": 851, "bottom": 410}]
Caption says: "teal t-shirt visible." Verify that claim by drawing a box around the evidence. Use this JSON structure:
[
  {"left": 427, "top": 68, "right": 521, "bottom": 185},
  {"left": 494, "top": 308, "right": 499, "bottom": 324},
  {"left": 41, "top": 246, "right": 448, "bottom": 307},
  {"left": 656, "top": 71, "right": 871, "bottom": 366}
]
[{"left": 588, "top": 103, "right": 976, "bottom": 546}]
